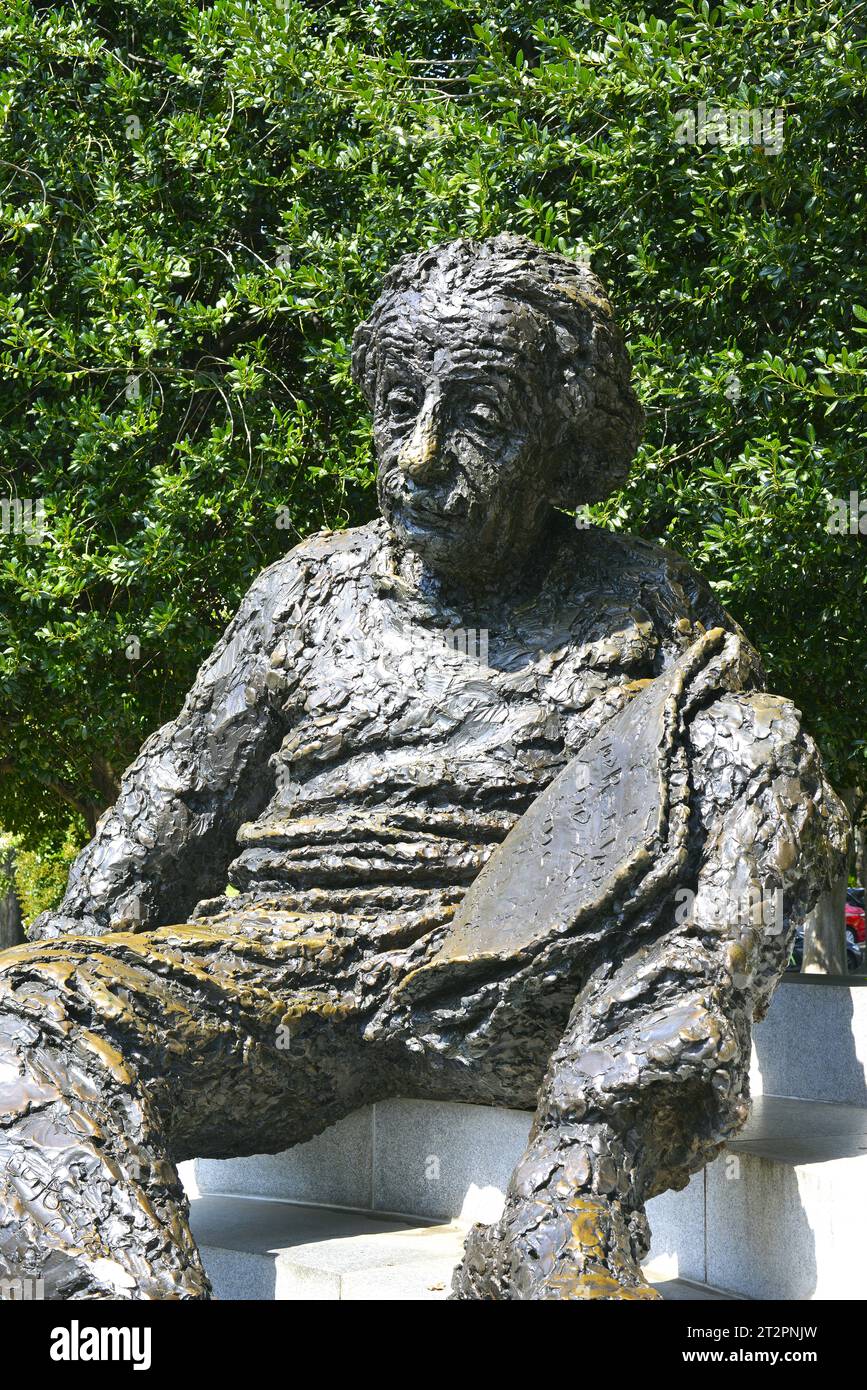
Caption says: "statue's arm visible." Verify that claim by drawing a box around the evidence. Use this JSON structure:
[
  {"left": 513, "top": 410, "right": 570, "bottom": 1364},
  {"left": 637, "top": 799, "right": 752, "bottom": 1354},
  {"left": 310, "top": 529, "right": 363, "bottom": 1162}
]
[
  {"left": 683, "top": 688, "right": 850, "bottom": 1007},
  {"left": 30, "top": 554, "right": 309, "bottom": 940}
]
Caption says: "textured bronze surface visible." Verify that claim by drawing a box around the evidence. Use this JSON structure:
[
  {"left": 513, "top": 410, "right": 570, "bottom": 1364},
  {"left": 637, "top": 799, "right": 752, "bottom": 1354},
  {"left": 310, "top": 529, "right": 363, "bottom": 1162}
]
[{"left": 0, "top": 236, "right": 849, "bottom": 1300}]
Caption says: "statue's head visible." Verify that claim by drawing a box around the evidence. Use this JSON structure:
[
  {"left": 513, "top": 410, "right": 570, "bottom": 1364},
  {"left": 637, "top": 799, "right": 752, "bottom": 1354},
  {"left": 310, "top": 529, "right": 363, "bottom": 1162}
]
[{"left": 351, "top": 234, "right": 642, "bottom": 587}]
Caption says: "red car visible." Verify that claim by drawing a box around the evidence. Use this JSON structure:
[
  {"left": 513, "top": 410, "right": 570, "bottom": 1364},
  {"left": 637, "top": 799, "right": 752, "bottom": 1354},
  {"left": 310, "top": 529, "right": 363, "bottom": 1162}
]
[{"left": 846, "top": 890, "right": 866, "bottom": 945}]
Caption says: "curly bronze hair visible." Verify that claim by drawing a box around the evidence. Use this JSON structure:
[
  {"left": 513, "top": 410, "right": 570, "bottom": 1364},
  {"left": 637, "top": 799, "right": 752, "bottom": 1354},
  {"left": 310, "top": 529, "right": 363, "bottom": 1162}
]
[{"left": 351, "top": 233, "right": 643, "bottom": 506}]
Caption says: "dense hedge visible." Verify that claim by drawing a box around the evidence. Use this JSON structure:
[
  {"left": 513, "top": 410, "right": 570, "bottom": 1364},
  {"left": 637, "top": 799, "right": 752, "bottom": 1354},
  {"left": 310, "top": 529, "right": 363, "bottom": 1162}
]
[
  {"left": 1, "top": 0, "right": 865, "bottom": 857},
  {"left": 1, "top": 825, "right": 84, "bottom": 926}
]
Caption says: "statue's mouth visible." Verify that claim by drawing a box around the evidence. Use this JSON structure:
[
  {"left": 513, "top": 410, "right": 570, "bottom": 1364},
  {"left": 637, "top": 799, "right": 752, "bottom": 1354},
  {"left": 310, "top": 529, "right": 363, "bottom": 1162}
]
[{"left": 389, "top": 485, "right": 470, "bottom": 531}]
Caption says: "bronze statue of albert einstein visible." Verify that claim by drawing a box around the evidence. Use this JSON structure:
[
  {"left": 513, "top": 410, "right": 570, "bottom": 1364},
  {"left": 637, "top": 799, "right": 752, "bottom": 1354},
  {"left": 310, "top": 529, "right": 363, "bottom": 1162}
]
[{"left": 0, "top": 235, "right": 848, "bottom": 1300}]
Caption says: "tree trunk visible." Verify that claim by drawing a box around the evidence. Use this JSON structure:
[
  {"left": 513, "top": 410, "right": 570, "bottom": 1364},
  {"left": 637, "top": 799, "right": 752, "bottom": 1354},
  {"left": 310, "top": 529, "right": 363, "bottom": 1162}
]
[
  {"left": 802, "top": 786, "right": 855, "bottom": 975},
  {"left": 0, "top": 847, "right": 23, "bottom": 949},
  {"left": 802, "top": 876, "right": 847, "bottom": 975}
]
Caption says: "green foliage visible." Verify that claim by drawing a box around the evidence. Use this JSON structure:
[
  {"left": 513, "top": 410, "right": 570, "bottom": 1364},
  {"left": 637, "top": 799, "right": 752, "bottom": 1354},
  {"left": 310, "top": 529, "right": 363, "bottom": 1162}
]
[
  {"left": 0, "top": 0, "right": 865, "bottom": 853},
  {"left": 4, "top": 821, "right": 87, "bottom": 926},
  {"left": 0, "top": 833, "right": 14, "bottom": 899}
]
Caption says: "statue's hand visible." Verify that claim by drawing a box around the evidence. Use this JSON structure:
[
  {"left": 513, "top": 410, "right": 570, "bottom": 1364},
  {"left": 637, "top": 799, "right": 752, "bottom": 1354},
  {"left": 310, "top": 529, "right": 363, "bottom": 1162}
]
[
  {"left": 28, "top": 910, "right": 115, "bottom": 941},
  {"left": 28, "top": 873, "right": 157, "bottom": 941}
]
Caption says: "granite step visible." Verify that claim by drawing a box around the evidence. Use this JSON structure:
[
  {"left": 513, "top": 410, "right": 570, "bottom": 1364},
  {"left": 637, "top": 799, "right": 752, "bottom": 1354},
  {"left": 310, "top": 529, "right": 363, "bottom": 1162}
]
[
  {"left": 188, "top": 1196, "right": 461, "bottom": 1300},
  {"left": 187, "top": 1195, "right": 739, "bottom": 1301},
  {"left": 646, "top": 1096, "right": 867, "bottom": 1299}
]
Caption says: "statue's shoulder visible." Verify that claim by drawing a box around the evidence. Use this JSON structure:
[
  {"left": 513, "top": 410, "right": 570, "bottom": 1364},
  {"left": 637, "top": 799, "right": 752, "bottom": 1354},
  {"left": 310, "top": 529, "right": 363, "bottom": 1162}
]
[
  {"left": 221, "top": 524, "right": 386, "bottom": 652},
  {"left": 253, "top": 520, "right": 386, "bottom": 594},
  {"left": 568, "top": 526, "right": 741, "bottom": 638}
]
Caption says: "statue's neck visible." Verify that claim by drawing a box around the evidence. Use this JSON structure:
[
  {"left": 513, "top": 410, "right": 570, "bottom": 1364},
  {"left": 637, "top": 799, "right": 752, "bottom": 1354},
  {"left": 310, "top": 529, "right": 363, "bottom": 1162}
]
[{"left": 388, "top": 512, "right": 571, "bottom": 619}]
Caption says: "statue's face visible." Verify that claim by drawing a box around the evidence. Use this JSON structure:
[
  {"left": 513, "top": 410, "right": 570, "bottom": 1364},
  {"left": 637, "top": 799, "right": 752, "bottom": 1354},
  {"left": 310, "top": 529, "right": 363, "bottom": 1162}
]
[{"left": 373, "top": 295, "right": 553, "bottom": 585}]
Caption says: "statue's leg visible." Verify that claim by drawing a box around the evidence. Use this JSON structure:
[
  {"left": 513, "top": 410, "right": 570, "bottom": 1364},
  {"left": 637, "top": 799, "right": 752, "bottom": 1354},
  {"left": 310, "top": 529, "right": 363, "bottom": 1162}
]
[
  {"left": 0, "top": 917, "right": 374, "bottom": 1300},
  {"left": 454, "top": 929, "right": 749, "bottom": 1300},
  {"left": 453, "top": 692, "right": 849, "bottom": 1299}
]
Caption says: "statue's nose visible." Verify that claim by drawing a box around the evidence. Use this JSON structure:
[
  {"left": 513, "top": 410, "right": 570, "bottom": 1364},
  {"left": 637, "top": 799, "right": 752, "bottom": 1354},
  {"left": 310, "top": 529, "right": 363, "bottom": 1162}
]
[{"left": 397, "top": 396, "right": 447, "bottom": 483}]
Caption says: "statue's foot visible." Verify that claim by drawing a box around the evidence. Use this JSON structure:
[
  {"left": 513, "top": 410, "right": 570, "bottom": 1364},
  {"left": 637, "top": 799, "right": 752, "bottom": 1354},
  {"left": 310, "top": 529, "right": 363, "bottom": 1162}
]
[
  {"left": 453, "top": 1191, "right": 660, "bottom": 1301},
  {"left": 0, "top": 1010, "right": 211, "bottom": 1301},
  {"left": 534, "top": 1262, "right": 662, "bottom": 1301}
]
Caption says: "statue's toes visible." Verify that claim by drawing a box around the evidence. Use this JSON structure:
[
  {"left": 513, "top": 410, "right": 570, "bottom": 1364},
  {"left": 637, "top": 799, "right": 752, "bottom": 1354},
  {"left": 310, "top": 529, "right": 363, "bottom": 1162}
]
[{"left": 535, "top": 1265, "right": 662, "bottom": 1301}]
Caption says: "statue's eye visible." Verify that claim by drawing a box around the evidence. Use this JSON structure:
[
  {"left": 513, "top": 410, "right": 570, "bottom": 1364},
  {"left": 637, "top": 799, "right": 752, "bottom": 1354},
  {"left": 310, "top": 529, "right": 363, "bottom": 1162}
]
[
  {"left": 468, "top": 405, "right": 504, "bottom": 436},
  {"left": 386, "top": 391, "right": 418, "bottom": 421}
]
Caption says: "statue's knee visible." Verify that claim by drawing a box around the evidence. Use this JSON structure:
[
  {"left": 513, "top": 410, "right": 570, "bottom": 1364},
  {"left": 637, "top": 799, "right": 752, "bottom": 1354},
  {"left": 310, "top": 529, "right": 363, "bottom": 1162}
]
[
  {"left": 548, "top": 993, "right": 746, "bottom": 1128},
  {"left": 0, "top": 943, "right": 102, "bottom": 1092},
  {"left": 0, "top": 943, "right": 71, "bottom": 1021}
]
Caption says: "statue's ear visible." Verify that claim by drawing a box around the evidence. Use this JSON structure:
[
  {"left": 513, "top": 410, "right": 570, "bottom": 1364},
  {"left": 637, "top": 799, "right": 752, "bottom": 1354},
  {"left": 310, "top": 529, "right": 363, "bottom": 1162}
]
[
  {"left": 539, "top": 373, "right": 594, "bottom": 510},
  {"left": 351, "top": 321, "right": 375, "bottom": 404},
  {"left": 541, "top": 327, "right": 643, "bottom": 509}
]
